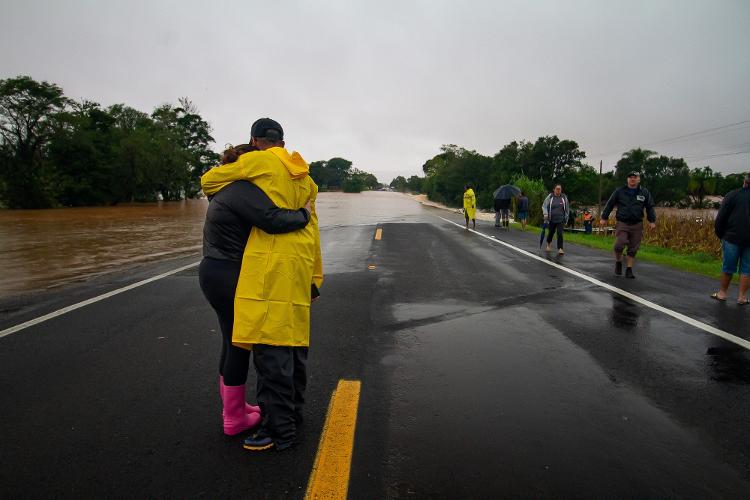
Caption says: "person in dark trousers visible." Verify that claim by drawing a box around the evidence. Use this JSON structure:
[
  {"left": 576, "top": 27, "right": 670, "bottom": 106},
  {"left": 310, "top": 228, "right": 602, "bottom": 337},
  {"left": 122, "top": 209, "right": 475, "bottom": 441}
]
[
  {"left": 583, "top": 209, "right": 593, "bottom": 234},
  {"left": 568, "top": 207, "right": 577, "bottom": 229},
  {"left": 201, "top": 118, "right": 323, "bottom": 452},
  {"left": 712, "top": 173, "right": 750, "bottom": 305},
  {"left": 199, "top": 143, "right": 311, "bottom": 436},
  {"left": 494, "top": 197, "right": 511, "bottom": 228},
  {"left": 600, "top": 171, "right": 656, "bottom": 278},
  {"left": 542, "top": 184, "right": 569, "bottom": 255}
]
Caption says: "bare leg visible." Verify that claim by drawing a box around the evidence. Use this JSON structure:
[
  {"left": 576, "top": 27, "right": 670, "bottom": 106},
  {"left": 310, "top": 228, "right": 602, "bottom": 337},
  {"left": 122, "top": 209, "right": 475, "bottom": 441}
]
[
  {"left": 472, "top": 219, "right": 476, "bottom": 230},
  {"left": 739, "top": 274, "right": 749, "bottom": 302},
  {"left": 626, "top": 256, "right": 635, "bottom": 268}
]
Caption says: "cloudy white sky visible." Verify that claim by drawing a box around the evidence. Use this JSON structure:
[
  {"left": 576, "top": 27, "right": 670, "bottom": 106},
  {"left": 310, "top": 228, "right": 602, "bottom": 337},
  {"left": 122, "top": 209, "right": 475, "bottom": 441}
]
[{"left": 2, "top": 0, "right": 749, "bottom": 183}]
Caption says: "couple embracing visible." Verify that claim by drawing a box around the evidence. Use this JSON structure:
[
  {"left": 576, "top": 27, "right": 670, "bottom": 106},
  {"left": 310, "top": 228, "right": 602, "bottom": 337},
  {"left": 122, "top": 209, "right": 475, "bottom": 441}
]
[{"left": 199, "top": 118, "right": 322, "bottom": 452}]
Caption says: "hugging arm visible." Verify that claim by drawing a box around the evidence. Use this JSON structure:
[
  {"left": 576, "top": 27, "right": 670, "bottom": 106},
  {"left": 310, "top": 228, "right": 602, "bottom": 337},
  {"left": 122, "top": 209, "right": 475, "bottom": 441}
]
[{"left": 232, "top": 181, "right": 309, "bottom": 234}]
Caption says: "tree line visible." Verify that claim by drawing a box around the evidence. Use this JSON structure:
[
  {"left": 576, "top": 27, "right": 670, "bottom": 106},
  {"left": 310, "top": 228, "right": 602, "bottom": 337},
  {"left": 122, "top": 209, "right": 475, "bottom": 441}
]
[
  {"left": 390, "top": 136, "right": 748, "bottom": 222},
  {"left": 0, "top": 76, "right": 382, "bottom": 208},
  {"left": 0, "top": 76, "right": 219, "bottom": 208},
  {"left": 309, "top": 157, "right": 379, "bottom": 192}
]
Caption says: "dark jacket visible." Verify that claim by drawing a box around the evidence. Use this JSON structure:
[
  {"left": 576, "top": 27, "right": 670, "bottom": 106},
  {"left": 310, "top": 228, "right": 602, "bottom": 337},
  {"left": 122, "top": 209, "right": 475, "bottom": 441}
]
[
  {"left": 202, "top": 180, "right": 310, "bottom": 261},
  {"left": 715, "top": 186, "right": 750, "bottom": 247},
  {"left": 601, "top": 185, "right": 656, "bottom": 224}
]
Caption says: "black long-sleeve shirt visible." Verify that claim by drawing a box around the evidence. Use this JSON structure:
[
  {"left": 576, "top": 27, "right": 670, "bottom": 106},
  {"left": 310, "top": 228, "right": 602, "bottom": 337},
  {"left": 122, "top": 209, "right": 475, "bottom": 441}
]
[
  {"left": 601, "top": 185, "right": 656, "bottom": 224},
  {"left": 202, "top": 180, "right": 310, "bottom": 261},
  {"left": 715, "top": 186, "right": 750, "bottom": 247}
]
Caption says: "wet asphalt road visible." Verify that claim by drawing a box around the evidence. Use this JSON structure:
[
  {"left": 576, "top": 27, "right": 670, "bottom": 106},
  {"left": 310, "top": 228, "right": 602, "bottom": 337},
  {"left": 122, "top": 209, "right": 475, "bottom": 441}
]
[{"left": 1, "top": 203, "right": 750, "bottom": 499}]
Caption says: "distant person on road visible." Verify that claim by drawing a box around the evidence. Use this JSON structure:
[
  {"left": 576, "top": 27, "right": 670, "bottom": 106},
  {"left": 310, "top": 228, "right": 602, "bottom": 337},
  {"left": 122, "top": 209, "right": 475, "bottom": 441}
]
[
  {"left": 600, "top": 172, "right": 656, "bottom": 279},
  {"left": 199, "top": 142, "right": 311, "bottom": 438},
  {"left": 583, "top": 209, "right": 593, "bottom": 234},
  {"left": 516, "top": 191, "right": 529, "bottom": 231},
  {"left": 464, "top": 184, "right": 476, "bottom": 230},
  {"left": 712, "top": 173, "right": 750, "bottom": 305},
  {"left": 542, "top": 184, "right": 569, "bottom": 255},
  {"left": 568, "top": 207, "right": 577, "bottom": 229},
  {"left": 202, "top": 118, "right": 323, "bottom": 452},
  {"left": 494, "top": 196, "right": 511, "bottom": 229}
]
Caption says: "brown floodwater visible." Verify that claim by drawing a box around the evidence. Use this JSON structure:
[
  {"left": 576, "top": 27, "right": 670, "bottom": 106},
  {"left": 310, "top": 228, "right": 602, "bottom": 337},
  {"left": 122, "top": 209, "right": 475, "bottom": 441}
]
[
  {"left": 0, "top": 191, "right": 426, "bottom": 299},
  {"left": 0, "top": 200, "right": 207, "bottom": 299}
]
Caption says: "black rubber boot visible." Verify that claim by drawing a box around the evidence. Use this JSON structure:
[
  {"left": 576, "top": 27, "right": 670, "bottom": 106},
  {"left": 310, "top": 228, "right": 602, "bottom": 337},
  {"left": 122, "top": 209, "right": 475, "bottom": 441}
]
[
  {"left": 615, "top": 261, "right": 623, "bottom": 275},
  {"left": 625, "top": 267, "right": 635, "bottom": 279}
]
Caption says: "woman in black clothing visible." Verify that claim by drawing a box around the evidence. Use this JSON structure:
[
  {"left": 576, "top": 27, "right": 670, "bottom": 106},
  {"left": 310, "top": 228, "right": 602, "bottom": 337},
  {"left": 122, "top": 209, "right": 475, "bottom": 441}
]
[{"left": 199, "top": 144, "right": 311, "bottom": 436}]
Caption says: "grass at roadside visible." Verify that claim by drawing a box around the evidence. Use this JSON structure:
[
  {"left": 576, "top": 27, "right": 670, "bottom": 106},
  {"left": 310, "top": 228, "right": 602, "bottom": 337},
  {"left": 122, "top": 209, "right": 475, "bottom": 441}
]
[{"left": 513, "top": 222, "right": 729, "bottom": 281}]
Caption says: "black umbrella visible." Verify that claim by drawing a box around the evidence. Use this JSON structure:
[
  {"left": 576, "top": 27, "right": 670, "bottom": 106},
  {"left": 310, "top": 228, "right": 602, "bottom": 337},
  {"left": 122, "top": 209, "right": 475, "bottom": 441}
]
[
  {"left": 493, "top": 184, "right": 521, "bottom": 200},
  {"left": 539, "top": 222, "right": 548, "bottom": 248}
]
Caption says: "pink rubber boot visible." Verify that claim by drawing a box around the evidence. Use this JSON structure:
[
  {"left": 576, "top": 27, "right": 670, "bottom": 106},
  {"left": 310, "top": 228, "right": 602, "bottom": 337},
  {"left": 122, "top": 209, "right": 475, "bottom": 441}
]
[
  {"left": 220, "top": 376, "right": 260, "bottom": 414},
  {"left": 223, "top": 384, "right": 261, "bottom": 436}
]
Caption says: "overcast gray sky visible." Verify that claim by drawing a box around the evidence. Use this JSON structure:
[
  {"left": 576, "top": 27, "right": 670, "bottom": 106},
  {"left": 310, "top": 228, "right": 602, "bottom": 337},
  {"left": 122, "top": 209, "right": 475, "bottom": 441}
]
[{"left": 2, "top": 0, "right": 749, "bottom": 183}]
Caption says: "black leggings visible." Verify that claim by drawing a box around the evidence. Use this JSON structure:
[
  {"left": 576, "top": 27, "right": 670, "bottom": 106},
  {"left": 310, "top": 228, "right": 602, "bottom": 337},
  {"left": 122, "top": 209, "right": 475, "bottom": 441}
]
[
  {"left": 198, "top": 257, "right": 250, "bottom": 386},
  {"left": 547, "top": 222, "right": 564, "bottom": 249}
]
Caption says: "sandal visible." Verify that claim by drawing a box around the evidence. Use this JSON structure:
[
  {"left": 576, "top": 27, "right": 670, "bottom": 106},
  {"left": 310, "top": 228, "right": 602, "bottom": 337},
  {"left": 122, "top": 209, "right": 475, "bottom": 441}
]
[
  {"left": 710, "top": 292, "right": 727, "bottom": 301},
  {"left": 738, "top": 298, "right": 749, "bottom": 306}
]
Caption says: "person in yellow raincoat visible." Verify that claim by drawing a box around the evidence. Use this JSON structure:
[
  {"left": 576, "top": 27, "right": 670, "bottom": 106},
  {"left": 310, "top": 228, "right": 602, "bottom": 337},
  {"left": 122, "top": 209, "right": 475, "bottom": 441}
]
[
  {"left": 463, "top": 184, "right": 476, "bottom": 230},
  {"left": 201, "top": 118, "right": 322, "bottom": 452}
]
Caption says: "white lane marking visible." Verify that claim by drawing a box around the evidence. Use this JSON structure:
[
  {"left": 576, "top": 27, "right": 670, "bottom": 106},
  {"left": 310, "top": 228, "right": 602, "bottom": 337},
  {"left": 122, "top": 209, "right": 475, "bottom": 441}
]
[
  {"left": 0, "top": 261, "right": 200, "bottom": 339},
  {"left": 439, "top": 216, "right": 750, "bottom": 351}
]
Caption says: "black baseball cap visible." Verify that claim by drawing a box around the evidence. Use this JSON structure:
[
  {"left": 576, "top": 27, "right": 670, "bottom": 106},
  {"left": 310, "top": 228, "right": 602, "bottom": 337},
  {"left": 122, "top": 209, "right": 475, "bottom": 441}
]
[
  {"left": 627, "top": 171, "right": 640, "bottom": 177},
  {"left": 250, "top": 118, "right": 284, "bottom": 140}
]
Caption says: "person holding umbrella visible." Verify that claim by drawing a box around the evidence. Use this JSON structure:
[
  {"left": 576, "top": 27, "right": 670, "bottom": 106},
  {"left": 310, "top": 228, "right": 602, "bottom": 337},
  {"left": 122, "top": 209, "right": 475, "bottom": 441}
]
[
  {"left": 493, "top": 184, "right": 521, "bottom": 229},
  {"left": 542, "top": 184, "right": 569, "bottom": 255},
  {"left": 463, "top": 184, "right": 476, "bottom": 230}
]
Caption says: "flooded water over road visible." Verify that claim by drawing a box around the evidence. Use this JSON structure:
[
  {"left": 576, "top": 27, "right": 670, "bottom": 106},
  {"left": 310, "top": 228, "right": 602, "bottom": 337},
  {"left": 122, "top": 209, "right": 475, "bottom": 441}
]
[{"left": 0, "top": 191, "right": 426, "bottom": 298}]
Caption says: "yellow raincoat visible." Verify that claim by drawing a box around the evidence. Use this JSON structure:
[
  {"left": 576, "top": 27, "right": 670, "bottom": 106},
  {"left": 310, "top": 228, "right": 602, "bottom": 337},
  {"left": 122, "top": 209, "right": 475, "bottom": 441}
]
[
  {"left": 463, "top": 188, "right": 476, "bottom": 220},
  {"left": 201, "top": 147, "right": 323, "bottom": 348}
]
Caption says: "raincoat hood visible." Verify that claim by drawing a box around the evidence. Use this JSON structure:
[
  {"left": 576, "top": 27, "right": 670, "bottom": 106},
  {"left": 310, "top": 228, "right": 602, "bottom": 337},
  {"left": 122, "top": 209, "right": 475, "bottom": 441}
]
[{"left": 267, "top": 147, "right": 309, "bottom": 179}]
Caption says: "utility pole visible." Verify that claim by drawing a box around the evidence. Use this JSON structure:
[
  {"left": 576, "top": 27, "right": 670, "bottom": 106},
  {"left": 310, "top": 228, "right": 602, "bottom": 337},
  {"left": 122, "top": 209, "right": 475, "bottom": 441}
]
[{"left": 597, "top": 160, "right": 603, "bottom": 219}]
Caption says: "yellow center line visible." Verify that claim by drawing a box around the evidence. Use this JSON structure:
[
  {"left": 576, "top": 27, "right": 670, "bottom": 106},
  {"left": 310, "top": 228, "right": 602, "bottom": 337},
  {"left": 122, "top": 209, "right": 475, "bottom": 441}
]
[
  {"left": 305, "top": 379, "right": 362, "bottom": 500},
  {"left": 374, "top": 228, "right": 383, "bottom": 240}
]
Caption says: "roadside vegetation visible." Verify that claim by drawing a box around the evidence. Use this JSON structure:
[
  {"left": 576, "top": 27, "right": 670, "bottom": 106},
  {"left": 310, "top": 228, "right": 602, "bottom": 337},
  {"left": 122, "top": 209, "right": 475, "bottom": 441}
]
[
  {"left": 390, "top": 140, "right": 747, "bottom": 222},
  {"left": 309, "top": 157, "right": 379, "bottom": 193},
  {"left": 0, "top": 76, "right": 219, "bottom": 208},
  {"left": 0, "top": 75, "right": 380, "bottom": 208}
]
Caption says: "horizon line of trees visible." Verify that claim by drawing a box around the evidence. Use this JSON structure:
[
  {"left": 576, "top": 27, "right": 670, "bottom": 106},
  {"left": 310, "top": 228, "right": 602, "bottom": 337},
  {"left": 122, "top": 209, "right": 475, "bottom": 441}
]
[
  {"left": 309, "top": 157, "right": 379, "bottom": 193},
  {"left": 0, "top": 75, "right": 382, "bottom": 208},
  {"left": 390, "top": 137, "right": 748, "bottom": 218},
  {"left": 0, "top": 75, "right": 219, "bottom": 209}
]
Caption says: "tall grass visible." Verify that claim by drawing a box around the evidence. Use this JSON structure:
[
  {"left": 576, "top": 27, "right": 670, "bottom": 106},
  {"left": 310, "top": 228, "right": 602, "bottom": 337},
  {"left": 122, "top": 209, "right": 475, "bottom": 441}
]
[{"left": 640, "top": 215, "right": 720, "bottom": 258}]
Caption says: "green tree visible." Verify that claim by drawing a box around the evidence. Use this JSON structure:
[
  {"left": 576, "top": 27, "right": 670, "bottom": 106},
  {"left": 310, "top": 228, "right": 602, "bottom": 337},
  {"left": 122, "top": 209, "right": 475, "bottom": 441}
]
[
  {"left": 511, "top": 174, "right": 547, "bottom": 225},
  {"left": 390, "top": 176, "right": 407, "bottom": 192},
  {"left": 688, "top": 166, "right": 717, "bottom": 208},
  {"left": 0, "top": 76, "right": 70, "bottom": 208},
  {"left": 406, "top": 175, "right": 424, "bottom": 192}
]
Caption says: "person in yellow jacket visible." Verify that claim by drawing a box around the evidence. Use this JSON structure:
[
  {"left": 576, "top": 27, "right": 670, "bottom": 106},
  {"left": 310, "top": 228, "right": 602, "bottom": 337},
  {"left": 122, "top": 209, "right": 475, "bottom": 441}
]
[
  {"left": 201, "top": 118, "right": 322, "bottom": 451},
  {"left": 463, "top": 184, "right": 476, "bottom": 230}
]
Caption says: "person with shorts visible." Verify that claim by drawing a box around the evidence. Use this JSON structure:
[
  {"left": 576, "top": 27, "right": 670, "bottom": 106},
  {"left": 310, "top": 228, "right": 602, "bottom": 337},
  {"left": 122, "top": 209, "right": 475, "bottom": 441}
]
[
  {"left": 516, "top": 191, "right": 529, "bottom": 231},
  {"left": 712, "top": 173, "right": 750, "bottom": 305},
  {"left": 600, "top": 172, "right": 656, "bottom": 278}
]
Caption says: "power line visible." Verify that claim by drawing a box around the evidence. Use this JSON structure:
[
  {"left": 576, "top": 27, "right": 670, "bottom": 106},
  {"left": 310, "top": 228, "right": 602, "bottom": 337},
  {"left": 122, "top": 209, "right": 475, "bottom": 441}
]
[{"left": 593, "top": 118, "right": 750, "bottom": 158}]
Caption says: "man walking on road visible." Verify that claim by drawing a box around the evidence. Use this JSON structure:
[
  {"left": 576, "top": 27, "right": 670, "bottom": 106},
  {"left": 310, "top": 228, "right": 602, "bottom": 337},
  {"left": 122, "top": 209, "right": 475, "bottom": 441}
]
[
  {"left": 600, "top": 172, "right": 656, "bottom": 278},
  {"left": 712, "top": 173, "right": 750, "bottom": 305}
]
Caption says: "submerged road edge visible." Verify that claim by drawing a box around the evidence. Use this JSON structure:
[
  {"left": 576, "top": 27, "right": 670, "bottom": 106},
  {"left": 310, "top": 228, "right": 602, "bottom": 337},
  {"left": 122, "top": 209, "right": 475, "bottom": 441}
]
[
  {"left": 439, "top": 216, "right": 750, "bottom": 351},
  {"left": 0, "top": 261, "right": 201, "bottom": 339}
]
